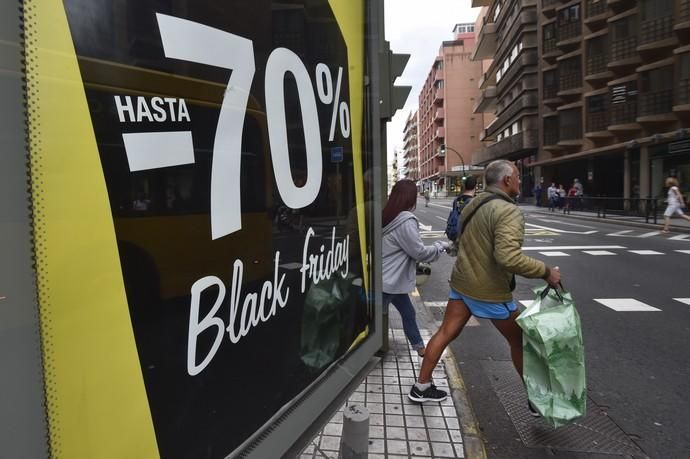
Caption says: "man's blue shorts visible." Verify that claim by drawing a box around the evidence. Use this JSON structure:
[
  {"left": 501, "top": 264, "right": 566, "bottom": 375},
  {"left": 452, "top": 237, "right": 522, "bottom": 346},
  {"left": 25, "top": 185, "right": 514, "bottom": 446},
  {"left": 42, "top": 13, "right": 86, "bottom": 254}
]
[{"left": 448, "top": 288, "right": 517, "bottom": 320}]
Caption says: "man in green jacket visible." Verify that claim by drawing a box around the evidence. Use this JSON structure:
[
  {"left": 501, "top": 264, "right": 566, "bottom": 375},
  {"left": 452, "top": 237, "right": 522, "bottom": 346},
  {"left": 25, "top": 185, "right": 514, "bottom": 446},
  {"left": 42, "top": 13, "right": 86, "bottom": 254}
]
[{"left": 409, "top": 160, "right": 562, "bottom": 408}]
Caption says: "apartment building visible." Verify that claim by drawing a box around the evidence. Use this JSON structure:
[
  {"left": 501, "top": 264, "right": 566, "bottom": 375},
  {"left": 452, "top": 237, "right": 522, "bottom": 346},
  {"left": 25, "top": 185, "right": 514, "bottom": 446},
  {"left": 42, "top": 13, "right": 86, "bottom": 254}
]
[
  {"left": 402, "top": 110, "right": 420, "bottom": 182},
  {"left": 417, "top": 24, "right": 486, "bottom": 196},
  {"left": 472, "top": 0, "right": 540, "bottom": 198},
  {"left": 474, "top": 0, "right": 690, "bottom": 199}
]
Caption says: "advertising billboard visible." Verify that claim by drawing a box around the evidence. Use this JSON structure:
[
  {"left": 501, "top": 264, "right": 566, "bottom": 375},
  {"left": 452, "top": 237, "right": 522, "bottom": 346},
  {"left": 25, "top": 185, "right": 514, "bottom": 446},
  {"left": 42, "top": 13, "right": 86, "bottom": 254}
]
[{"left": 3, "top": 0, "right": 383, "bottom": 457}]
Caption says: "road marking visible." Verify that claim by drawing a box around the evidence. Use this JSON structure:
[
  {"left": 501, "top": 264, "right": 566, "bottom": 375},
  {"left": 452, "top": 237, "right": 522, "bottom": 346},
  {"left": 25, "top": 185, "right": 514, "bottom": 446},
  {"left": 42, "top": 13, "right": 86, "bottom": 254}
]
[
  {"left": 466, "top": 317, "right": 480, "bottom": 327},
  {"left": 523, "top": 245, "right": 626, "bottom": 251},
  {"left": 638, "top": 231, "right": 662, "bottom": 238},
  {"left": 525, "top": 222, "right": 597, "bottom": 235},
  {"left": 536, "top": 219, "right": 596, "bottom": 229},
  {"left": 429, "top": 203, "right": 452, "bottom": 210},
  {"left": 519, "top": 300, "right": 534, "bottom": 307},
  {"left": 539, "top": 251, "right": 570, "bottom": 257},
  {"left": 674, "top": 250, "right": 690, "bottom": 254},
  {"left": 582, "top": 250, "right": 617, "bottom": 256},
  {"left": 526, "top": 229, "right": 559, "bottom": 236},
  {"left": 425, "top": 301, "right": 448, "bottom": 307},
  {"left": 669, "top": 234, "right": 690, "bottom": 240},
  {"left": 435, "top": 216, "right": 447, "bottom": 222},
  {"left": 673, "top": 298, "right": 690, "bottom": 305},
  {"left": 594, "top": 298, "right": 661, "bottom": 312},
  {"left": 628, "top": 250, "right": 664, "bottom": 255},
  {"left": 607, "top": 230, "right": 634, "bottom": 236},
  {"left": 419, "top": 223, "right": 432, "bottom": 231}
]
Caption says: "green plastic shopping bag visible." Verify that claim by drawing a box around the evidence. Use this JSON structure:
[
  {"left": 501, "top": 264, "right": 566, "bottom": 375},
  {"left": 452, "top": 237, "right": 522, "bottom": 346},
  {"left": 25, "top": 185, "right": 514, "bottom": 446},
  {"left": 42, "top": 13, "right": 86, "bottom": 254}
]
[{"left": 516, "top": 284, "right": 586, "bottom": 427}]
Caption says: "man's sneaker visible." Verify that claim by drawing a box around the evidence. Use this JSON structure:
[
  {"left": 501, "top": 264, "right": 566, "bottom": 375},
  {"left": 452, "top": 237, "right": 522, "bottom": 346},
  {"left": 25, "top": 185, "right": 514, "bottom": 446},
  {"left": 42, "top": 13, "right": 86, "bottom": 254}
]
[
  {"left": 408, "top": 384, "right": 448, "bottom": 403},
  {"left": 527, "top": 401, "right": 541, "bottom": 417}
]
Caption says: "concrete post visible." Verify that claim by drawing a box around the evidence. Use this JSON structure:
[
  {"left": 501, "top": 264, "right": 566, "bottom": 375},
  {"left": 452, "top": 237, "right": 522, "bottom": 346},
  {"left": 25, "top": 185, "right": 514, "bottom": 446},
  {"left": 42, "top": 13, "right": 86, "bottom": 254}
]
[
  {"left": 623, "top": 151, "right": 631, "bottom": 210},
  {"left": 339, "top": 404, "right": 370, "bottom": 458},
  {"left": 639, "top": 146, "right": 650, "bottom": 214}
]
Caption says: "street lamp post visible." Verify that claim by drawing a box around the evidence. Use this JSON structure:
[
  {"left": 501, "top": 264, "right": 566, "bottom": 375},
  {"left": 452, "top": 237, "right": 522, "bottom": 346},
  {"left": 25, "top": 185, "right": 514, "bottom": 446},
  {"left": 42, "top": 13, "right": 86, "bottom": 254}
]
[{"left": 439, "top": 144, "right": 466, "bottom": 195}]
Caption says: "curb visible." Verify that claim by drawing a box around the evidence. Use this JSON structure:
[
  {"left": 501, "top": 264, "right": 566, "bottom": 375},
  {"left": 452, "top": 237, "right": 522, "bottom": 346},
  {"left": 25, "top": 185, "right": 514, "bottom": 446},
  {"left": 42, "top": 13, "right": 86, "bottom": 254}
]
[
  {"left": 525, "top": 208, "right": 690, "bottom": 234},
  {"left": 411, "top": 289, "right": 487, "bottom": 459}
]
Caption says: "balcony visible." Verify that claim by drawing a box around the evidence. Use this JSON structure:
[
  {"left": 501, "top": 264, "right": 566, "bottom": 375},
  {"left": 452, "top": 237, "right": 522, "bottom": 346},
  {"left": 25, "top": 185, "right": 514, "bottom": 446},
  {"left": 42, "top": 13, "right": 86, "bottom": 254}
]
[
  {"left": 484, "top": 130, "right": 539, "bottom": 161},
  {"left": 473, "top": 86, "right": 498, "bottom": 113},
  {"left": 586, "top": 0, "right": 608, "bottom": 19},
  {"left": 472, "top": 0, "right": 491, "bottom": 7},
  {"left": 557, "top": 21, "right": 582, "bottom": 47},
  {"left": 609, "top": 101, "right": 640, "bottom": 130},
  {"left": 544, "top": 84, "right": 562, "bottom": 106},
  {"left": 497, "top": 50, "right": 539, "bottom": 92},
  {"left": 486, "top": 94, "right": 539, "bottom": 138},
  {"left": 585, "top": 110, "right": 611, "bottom": 134},
  {"left": 609, "top": 36, "right": 640, "bottom": 67},
  {"left": 559, "top": 122, "right": 584, "bottom": 144},
  {"left": 479, "top": 69, "right": 497, "bottom": 89},
  {"left": 675, "top": 79, "right": 690, "bottom": 108},
  {"left": 543, "top": 36, "right": 559, "bottom": 58},
  {"left": 543, "top": 0, "right": 559, "bottom": 17},
  {"left": 679, "top": 0, "right": 690, "bottom": 27},
  {"left": 585, "top": 53, "right": 610, "bottom": 79},
  {"left": 435, "top": 127, "right": 446, "bottom": 139},
  {"left": 474, "top": 19, "right": 498, "bottom": 60},
  {"left": 559, "top": 66, "right": 583, "bottom": 93},
  {"left": 638, "top": 89, "right": 675, "bottom": 121},
  {"left": 638, "top": 16, "right": 675, "bottom": 49},
  {"left": 544, "top": 121, "right": 561, "bottom": 147},
  {"left": 435, "top": 69, "right": 444, "bottom": 81},
  {"left": 433, "top": 88, "right": 444, "bottom": 104},
  {"left": 434, "top": 108, "right": 445, "bottom": 122}
]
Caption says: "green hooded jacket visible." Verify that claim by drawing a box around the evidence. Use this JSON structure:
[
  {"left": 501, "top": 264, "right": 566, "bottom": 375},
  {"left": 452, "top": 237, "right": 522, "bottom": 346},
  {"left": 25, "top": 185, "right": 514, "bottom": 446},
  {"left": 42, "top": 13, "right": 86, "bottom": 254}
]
[{"left": 449, "top": 186, "right": 547, "bottom": 302}]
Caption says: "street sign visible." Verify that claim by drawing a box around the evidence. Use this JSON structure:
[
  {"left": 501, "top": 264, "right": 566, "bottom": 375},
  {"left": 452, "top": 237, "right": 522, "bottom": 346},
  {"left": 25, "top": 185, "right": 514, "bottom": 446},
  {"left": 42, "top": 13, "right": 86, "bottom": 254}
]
[{"left": 13, "top": 1, "right": 381, "bottom": 457}]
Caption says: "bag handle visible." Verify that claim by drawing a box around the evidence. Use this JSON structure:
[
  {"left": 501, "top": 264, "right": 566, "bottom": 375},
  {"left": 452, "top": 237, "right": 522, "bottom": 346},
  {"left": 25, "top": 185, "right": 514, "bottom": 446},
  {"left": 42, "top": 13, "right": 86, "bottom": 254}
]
[{"left": 539, "top": 282, "right": 567, "bottom": 302}]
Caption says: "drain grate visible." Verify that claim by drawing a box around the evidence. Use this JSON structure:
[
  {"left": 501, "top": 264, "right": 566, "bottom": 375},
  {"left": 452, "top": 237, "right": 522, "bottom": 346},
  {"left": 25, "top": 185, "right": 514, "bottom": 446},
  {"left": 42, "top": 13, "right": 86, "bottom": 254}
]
[{"left": 481, "top": 360, "right": 648, "bottom": 457}]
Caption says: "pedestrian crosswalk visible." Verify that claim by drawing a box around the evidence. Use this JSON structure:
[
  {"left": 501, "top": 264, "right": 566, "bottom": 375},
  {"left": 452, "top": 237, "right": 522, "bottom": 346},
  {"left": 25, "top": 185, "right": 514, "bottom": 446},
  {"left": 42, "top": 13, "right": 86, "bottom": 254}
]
[
  {"left": 518, "top": 297, "right": 684, "bottom": 313},
  {"left": 606, "top": 230, "right": 690, "bottom": 240},
  {"left": 527, "top": 247, "right": 690, "bottom": 257}
]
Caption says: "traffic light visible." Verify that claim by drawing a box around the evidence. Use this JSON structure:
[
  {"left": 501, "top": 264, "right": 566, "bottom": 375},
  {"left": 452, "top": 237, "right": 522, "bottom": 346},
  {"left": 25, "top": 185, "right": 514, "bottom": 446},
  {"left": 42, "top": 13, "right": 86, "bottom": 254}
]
[{"left": 379, "top": 41, "right": 411, "bottom": 121}]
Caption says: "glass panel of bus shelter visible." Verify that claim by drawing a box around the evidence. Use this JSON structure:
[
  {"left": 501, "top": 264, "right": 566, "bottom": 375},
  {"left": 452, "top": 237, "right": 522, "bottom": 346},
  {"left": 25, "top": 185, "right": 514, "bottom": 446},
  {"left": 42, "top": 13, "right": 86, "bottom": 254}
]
[{"left": 24, "top": 1, "right": 371, "bottom": 457}]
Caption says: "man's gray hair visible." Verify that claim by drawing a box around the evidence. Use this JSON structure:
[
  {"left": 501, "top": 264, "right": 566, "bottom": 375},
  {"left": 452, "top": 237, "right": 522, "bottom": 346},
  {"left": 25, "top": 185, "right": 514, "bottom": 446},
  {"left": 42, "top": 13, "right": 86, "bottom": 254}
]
[{"left": 484, "top": 160, "right": 514, "bottom": 186}]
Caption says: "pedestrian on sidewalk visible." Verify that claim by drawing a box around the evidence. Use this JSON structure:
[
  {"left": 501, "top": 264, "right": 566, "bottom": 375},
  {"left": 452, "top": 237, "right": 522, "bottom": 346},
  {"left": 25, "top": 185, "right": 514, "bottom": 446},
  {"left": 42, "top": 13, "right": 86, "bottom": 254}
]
[
  {"left": 547, "top": 182, "right": 557, "bottom": 211},
  {"left": 533, "top": 178, "right": 543, "bottom": 207},
  {"left": 662, "top": 177, "right": 690, "bottom": 233},
  {"left": 383, "top": 179, "right": 451, "bottom": 356},
  {"left": 423, "top": 189, "right": 430, "bottom": 207},
  {"left": 408, "top": 161, "right": 561, "bottom": 410}
]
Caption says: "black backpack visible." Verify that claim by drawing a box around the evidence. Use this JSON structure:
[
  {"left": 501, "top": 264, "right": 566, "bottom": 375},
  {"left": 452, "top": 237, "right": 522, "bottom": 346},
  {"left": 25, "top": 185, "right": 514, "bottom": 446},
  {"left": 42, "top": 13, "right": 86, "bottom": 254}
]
[{"left": 445, "top": 195, "right": 473, "bottom": 242}]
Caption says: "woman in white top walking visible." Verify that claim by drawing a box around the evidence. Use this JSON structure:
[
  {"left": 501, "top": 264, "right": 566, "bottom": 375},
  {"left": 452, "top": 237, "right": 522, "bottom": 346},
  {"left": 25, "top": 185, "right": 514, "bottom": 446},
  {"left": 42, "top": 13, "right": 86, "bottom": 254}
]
[{"left": 662, "top": 177, "right": 690, "bottom": 233}]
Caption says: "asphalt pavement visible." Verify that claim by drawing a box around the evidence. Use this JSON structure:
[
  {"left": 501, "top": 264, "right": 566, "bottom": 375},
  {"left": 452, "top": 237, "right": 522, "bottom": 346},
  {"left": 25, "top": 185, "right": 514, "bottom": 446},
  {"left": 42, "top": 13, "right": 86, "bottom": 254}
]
[{"left": 414, "top": 197, "right": 690, "bottom": 459}]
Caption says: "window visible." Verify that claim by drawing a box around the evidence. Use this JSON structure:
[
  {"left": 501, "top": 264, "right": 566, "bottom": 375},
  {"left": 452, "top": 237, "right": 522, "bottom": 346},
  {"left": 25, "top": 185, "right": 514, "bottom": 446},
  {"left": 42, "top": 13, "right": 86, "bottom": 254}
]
[
  {"left": 558, "top": 4, "right": 581, "bottom": 25},
  {"left": 544, "top": 23, "right": 556, "bottom": 40},
  {"left": 512, "top": 121, "right": 521, "bottom": 135},
  {"left": 587, "top": 95, "right": 606, "bottom": 112},
  {"left": 640, "top": 0, "right": 673, "bottom": 21},
  {"left": 680, "top": 54, "right": 690, "bottom": 80},
  {"left": 640, "top": 66, "right": 673, "bottom": 92},
  {"left": 611, "top": 19, "right": 632, "bottom": 40}
]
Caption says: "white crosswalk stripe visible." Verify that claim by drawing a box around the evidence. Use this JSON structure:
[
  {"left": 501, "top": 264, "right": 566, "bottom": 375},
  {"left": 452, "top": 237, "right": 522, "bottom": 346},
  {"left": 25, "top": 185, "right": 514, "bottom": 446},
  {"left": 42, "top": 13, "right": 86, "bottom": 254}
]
[
  {"left": 638, "top": 231, "right": 662, "bottom": 238},
  {"left": 628, "top": 250, "right": 664, "bottom": 255},
  {"left": 539, "top": 251, "right": 570, "bottom": 257},
  {"left": 673, "top": 298, "right": 690, "bottom": 305},
  {"left": 669, "top": 234, "right": 690, "bottom": 241},
  {"left": 582, "top": 250, "right": 616, "bottom": 256},
  {"left": 594, "top": 298, "right": 661, "bottom": 312},
  {"left": 675, "top": 250, "right": 690, "bottom": 254}
]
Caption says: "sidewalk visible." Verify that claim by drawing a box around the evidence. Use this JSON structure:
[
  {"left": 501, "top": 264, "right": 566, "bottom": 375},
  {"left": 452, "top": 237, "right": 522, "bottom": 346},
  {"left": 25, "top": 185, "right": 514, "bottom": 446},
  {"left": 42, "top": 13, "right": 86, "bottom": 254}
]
[
  {"left": 519, "top": 204, "right": 690, "bottom": 232},
  {"left": 300, "top": 306, "right": 477, "bottom": 458}
]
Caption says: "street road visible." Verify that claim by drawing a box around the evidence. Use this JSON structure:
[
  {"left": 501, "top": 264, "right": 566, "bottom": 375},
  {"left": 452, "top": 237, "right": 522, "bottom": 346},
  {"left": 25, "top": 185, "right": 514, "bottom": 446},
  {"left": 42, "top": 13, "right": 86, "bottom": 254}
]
[{"left": 413, "top": 197, "right": 690, "bottom": 459}]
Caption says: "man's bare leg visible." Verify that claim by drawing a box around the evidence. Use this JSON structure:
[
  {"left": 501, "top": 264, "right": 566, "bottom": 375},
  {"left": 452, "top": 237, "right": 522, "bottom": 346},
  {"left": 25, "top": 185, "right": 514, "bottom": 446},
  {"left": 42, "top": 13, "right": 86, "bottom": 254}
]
[
  {"left": 417, "top": 299, "right": 472, "bottom": 383},
  {"left": 490, "top": 310, "right": 523, "bottom": 377}
]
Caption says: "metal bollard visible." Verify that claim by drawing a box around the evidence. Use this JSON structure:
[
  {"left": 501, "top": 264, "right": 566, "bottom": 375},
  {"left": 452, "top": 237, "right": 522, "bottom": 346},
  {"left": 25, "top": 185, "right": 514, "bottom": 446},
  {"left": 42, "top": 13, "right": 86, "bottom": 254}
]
[{"left": 339, "top": 404, "right": 370, "bottom": 458}]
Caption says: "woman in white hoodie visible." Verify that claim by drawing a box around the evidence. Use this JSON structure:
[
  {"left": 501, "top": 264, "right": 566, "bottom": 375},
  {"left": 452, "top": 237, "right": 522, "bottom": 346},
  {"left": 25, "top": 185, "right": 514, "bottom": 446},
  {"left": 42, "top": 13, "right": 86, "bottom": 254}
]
[{"left": 382, "top": 180, "right": 450, "bottom": 356}]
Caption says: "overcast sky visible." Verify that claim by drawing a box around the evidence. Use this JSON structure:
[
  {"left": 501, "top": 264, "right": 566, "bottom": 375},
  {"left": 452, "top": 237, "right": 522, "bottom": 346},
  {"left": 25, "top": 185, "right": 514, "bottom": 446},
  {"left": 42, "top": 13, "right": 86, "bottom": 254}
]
[{"left": 384, "top": 0, "right": 479, "bottom": 165}]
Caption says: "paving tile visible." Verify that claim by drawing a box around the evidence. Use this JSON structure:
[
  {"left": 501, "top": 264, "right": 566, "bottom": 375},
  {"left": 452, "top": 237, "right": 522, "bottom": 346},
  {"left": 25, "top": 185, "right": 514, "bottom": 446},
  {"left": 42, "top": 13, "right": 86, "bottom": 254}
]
[
  {"left": 368, "top": 438, "right": 385, "bottom": 454},
  {"left": 385, "top": 403, "right": 404, "bottom": 415},
  {"left": 322, "top": 423, "right": 342, "bottom": 436},
  {"left": 398, "top": 369, "right": 416, "bottom": 378},
  {"left": 368, "top": 455, "right": 385, "bottom": 459},
  {"left": 349, "top": 392, "right": 365, "bottom": 402},
  {"left": 454, "top": 442, "right": 466, "bottom": 457},
  {"left": 385, "top": 414, "right": 405, "bottom": 427},
  {"left": 385, "top": 394, "right": 403, "bottom": 405},
  {"left": 400, "top": 376, "right": 416, "bottom": 385},
  {"left": 366, "top": 403, "right": 384, "bottom": 414},
  {"left": 406, "top": 427, "right": 428, "bottom": 441},
  {"left": 427, "top": 428, "right": 450, "bottom": 442},
  {"left": 408, "top": 440, "right": 432, "bottom": 456},
  {"left": 383, "top": 368, "right": 398, "bottom": 376},
  {"left": 383, "top": 376, "right": 400, "bottom": 385},
  {"left": 368, "top": 384, "right": 383, "bottom": 393},
  {"left": 367, "top": 393, "right": 383, "bottom": 403},
  {"left": 387, "top": 439, "right": 409, "bottom": 455},
  {"left": 384, "top": 384, "right": 401, "bottom": 394},
  {"left": 299, "top": 454, "right": 313, "bottom": 459},
  {"left": 442, "top": 406, "right": 457, "bottom": 417},
  {"left": 386, "top": 426, "right": 407, "bottom": 440},
  {"left": 445, "top": 417, "right": 460, "bottom": 429},
  {"left": 369, "top": 425, "right": 385, "bottom": 439},
  {"left": 431, "top": 441, "right": 456, "bottom": 457},
  {"left": 448, "top": 429, "right": 463, "bottom": 443},
  {"left": 319, "top": 435, "right": 340, "bottom": 451},
  {"left": 404, "top": 403, "right": 423, "bottom": 415},
  {"left": 422, "top": 405, "right": 444, "bottom": 417},
  {"left": 425, "top": 416, "right": 447, "bottom": 429},
  {"left": 369, "top": 413, "right": 384, "bottom": 426},
  {"left": 405, "top": 415, "right": 425, "bottom": 428}
]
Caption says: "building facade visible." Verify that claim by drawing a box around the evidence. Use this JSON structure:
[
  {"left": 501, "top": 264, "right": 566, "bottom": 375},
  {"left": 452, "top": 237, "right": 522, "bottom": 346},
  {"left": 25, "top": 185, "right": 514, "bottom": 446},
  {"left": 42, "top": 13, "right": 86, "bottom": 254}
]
[
  {"left": 417, "top": 24, "right": 486, "bottom": 196},
  {"left": 472, "top": 0, "right": 540, "bottom": 198},
  {"left": 402, "top": 110, "right": 420, "bottom": 183},
  {"left": 474, "top": 0, "right": 690, "bottom": 201}
]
